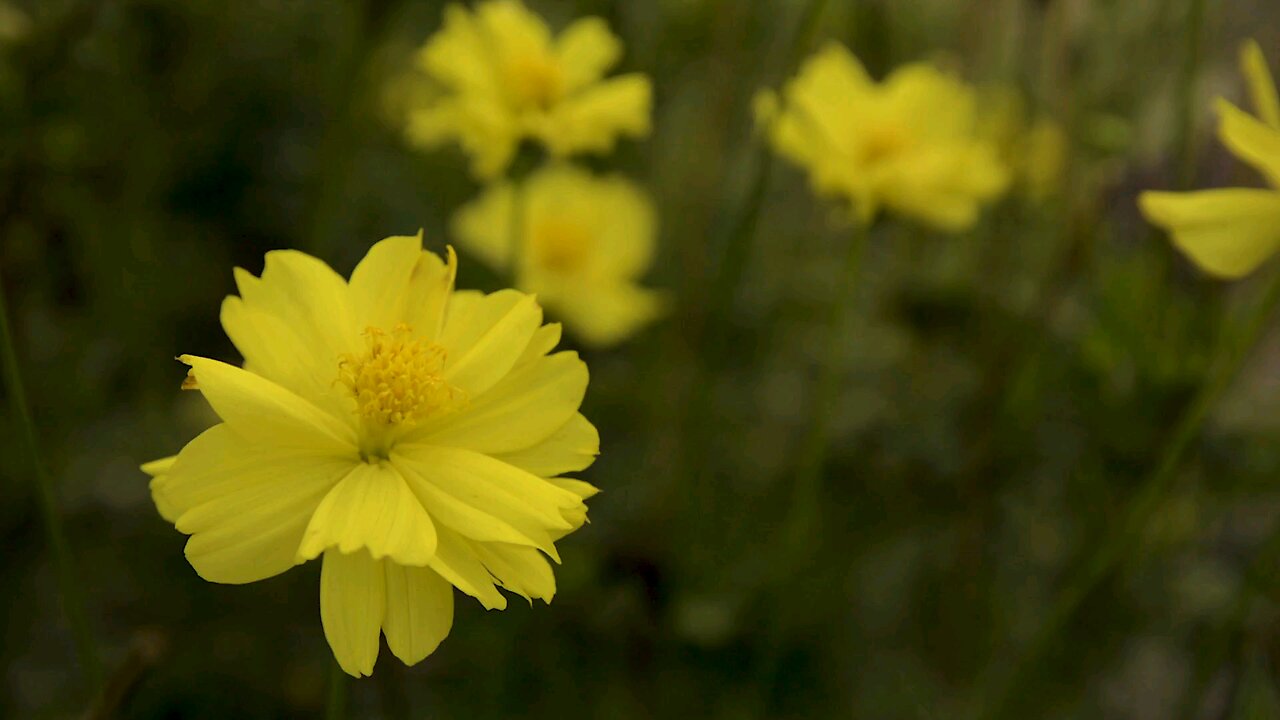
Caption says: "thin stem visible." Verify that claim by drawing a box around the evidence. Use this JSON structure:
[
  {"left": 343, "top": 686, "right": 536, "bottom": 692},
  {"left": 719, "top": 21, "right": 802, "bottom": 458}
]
[
  {"left": 0, "top": 277, "right": 102, "bottom": 693},
  {"left": 981, "top": 267, "right": 1280, "bottom": 720},
  {"left": 326, "top": 659, "right": 347, "bottom": 720},
  {"left": 782, "top": 220, "right": 869, "bottom": 553},
  {"left": 1174, "top": 0, "right": 1207, "bottom": 191}
]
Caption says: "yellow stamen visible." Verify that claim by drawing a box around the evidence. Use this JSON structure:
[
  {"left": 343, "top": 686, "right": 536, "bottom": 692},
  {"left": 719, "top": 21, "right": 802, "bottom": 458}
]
[{"left": 337, "top": 324, "right": 459, "bottom": 426}]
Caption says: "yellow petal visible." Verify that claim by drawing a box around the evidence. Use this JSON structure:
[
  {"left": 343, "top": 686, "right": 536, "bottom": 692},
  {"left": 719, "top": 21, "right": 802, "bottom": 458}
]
[
  {"left": 428, "top": 525, "right": 507, "bottom": 610},
  {"left": 539, "top": 74, "right": 651, "bottom": 156},
  {"left": 168, "top": 425, "right": 355, "bottom": 584},
  {"left": 347, "top": 232, "right": 426, "bottom": 331},
  {"left": 1241, "top": 40, "right": 1280, "bottom": 130},
  {"left": 321, "top": 549, "right": 385, "bottom": 677},
  {"left": 393, "top": 456, "right": 548, "bottom": 550},
  {"left": 439, "top": 289, "right": 543, "bottom": 396},
  {"left": 547, "top": 281, "right": 668, "bottom": 347},
  {"left": 178, "top": 355, "right": 358, "bottom": 451},
  {"left": 382, "top": 562, "right": 454, "bottom": 665},
  {"left": 495, "top": 413, "right": 600, "bottom": 477},
  {"left": 417, "top": 5, "right": 499, "bottom": 95},
  {"left": 297, "top": 462, "right": 438, "bottom": 566},
  {"left": 140, "top": 456, "right": 177, "bottom": 477},
  {"left": 403, "top": 246, "right": 458, "bottom": 342},
  {"left": 411, "top": 350, "right": 587, "bottom": 453},
  {"left": 231, "top": 249, "right": 359, "bottom": 367},
  {"left": 1139, "top": 189, "right": 1280, "bottom": 278},
  {"left": 514, "top": 322, "right": 562, "bottom": 368},
  {"left": 451, "top": 182, "right": 517, "bottom": 272},
  {"left": 556, "top": 17, "right": 621, "bottom": 92},
  {"left": 392, "top": 444, "right": 581, "bottom": 559},
  {"left": 1216, "top": 99, "right": 1280, "bottom": 187},
  {"left": 470, "top": 541, "right": 556, "bottom": 603}
]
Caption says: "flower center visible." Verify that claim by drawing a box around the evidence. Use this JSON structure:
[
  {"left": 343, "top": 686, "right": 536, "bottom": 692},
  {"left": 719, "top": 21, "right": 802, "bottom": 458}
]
[
  {"left": 337, "top": 324, "right": 459, "bottom": 428},
  {"left": 859, "top": 124, "right": 911, "bottom": 165},
  {"left": 504, "top": 52, "right": 565, "bottom": 110},
  {"left": 530, "top": 217, "right": 593, "bottom": 274}
]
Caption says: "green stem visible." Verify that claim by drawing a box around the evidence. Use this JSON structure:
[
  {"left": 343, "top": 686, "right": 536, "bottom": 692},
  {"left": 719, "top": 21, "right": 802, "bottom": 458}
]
[
  {"left": 1174, "top": 0, "right": 1207, "bottom": 190},
  {"left": 782, "top": 220, "right": 869, "bottom": 552},
  {"left": 981, "top": 267, "right": 1280, "bottom": 720},
  {"left": 0, "top": 277, "right": 102, "bottom": 693},
  {"left": 326, "top": 659, "right": 347, "bottom": 720}
]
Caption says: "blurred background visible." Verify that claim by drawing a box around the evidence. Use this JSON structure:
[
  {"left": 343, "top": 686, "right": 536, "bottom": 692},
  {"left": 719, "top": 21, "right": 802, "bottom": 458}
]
[{"left": 3, "top": 0, "right": 1280, "bottom": 717}]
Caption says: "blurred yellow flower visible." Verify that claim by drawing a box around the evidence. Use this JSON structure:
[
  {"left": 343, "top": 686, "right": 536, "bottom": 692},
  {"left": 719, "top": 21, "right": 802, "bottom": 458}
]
[
  {"left": 1140, "top": 40, "right": 1280, "bottom": 279},
  {"left": 403, "top": 0, "right": 652, "bottom": 179},
  {"left": 755, "top": 43, "right": 1010, "bottom": 231},
  {"left": 452, "top": 164, "right": 665, "bottom": 347},
  {"left": 143, "top": 234, "right": 599, "bottom": 677},
  {"left": 978, "top": 86, "right": 1067, "bottom": 202}
]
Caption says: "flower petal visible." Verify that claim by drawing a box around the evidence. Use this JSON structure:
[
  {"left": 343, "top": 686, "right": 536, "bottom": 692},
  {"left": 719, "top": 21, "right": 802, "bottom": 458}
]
[
  {"left": 1216, "top": 99, "right": 1280, "bottom": 187},
  {"left": 348, "top": 232, "right": 427, "bottom": 331},
  {"left": 1242, "top": 40, "right": 1280, "bottom": 130},
  {"left": 167, "top": 425, "right": 355, "bottom": 584},
  {"left": 393, "top": 455, "right": 550, "bottom": 550},
  {"left": 321, "top": 549, "right": 385, "bottom": 678},
  {"left": 230, "top": 249, "right": 359, "bottom": 372},
  {"left": 556, "top": 16, "right": 621, "bottom": 92},
  {"left": 549, "top": 283, "right": 668, "bottom": 348},
  {"left": 451, "top": 182, "right": 517, "bottom": 272},
  {"left": 179, "top": 355, "right": 358, "bottom": 451},
  {"left": 1139, "top": 188, "right": 1280, "bottom": 278},
  {"left": 494, "top": 413, "right": 599, "bottom": 477},
  {"left": 412, "top": 351, "right": 587, "bottom": 453},
  {"left": 470, "top": 541, "right": 556, "bottom": 603},
  {"left": 428, "top": 525, "right": 507, "bottom": 610},
  {"left": 297, "top": 462, "right": 438, "bottom": 566},
  {"left": 439, "top": 289, "right": 543, "bottom": 396},
  {"left": 382, "top": 562, "right": 454, "bottom": 666},
  {"left": 392, "top": 444, "right": 581, "bottom": 559},
  {"left": 540, "top": 74, "right": 652, "bottom": 156}
]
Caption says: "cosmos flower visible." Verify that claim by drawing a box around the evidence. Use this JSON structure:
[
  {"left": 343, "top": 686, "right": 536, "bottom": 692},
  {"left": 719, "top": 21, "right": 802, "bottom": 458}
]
[
  {"left": 452, "top": 164, "right": 666, "bottom": 347},
  {"left": 1140, "top": 40, "right": 1280, "bottom": 279},
  {"left": 755, "top": 43, "right": 1010, "bottom": 231},
  {"left": 403, "top": 0, "right": 652, "bottom": 179},
  {"left": 143, "top": 234, "right": 599, "bottom": 676}
]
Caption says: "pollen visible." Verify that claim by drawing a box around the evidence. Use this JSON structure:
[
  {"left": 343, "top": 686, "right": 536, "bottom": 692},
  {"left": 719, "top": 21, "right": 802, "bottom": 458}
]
[
  {"left": 859, "top": 124, "right": 911, "bottom": 165},
  {"left": 531, "top": 217, "right": 593, "bottom": 274},
  {"left": 337, "top": 324, "right": 459, "bottom": 426},
  {"left": 504, "top": 52, "right": 565, "bottom": 110}
]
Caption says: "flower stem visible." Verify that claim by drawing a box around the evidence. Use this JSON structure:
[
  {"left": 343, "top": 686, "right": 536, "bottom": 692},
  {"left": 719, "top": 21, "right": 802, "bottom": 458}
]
[
  {"left": 0, "top": 278, "right": 102, "bottom": 693},
  {"left": 1174, "top": 0, "right": 1207, "bottom": 190},
  {"left": 981, "top": 266, "right": 1280, "bottom": 720},
  {"left": 325, "top": 659, "right": 347, "bottom": 720},
  {"left": 782, "top": 220, "right": 869, "bottom": 552}
]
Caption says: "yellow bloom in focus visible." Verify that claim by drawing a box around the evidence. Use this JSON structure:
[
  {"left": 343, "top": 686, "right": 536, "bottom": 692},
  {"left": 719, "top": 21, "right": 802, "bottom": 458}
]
[
  {"left": 452, "top": 164, "right": 665, "bottom": 347},
  {"left": 404, "top": 0, "right": 652, "bottom": 179},
  {"left": 1140, "top": 40, "right": 1280, "bottom": 279},
  {"left": 142, "top": 234, "right": 600, "bottom": 677},
  {"left": 755, "top": 43, "right": 1010, "bottom": 231}
]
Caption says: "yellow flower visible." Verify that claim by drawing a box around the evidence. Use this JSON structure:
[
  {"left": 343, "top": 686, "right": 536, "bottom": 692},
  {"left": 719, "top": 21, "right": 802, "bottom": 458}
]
[
  {"left": 142, "top": 234, "right": 600, "bottom": 677},
  {"left": 452, "top": 164, "right": 666, "bottom": 347},
  {"left": 978, "top": 86, "right": 1067, "bottom": 202},
  {"left": 1140, "top": 40, "right": 1280, "bottom": 279},
  {"left": 404, "top": 0, "right": 652, "bottom": 180},
  {"left": 755, "top": 43, "right": 1010, "bottom": 231}
]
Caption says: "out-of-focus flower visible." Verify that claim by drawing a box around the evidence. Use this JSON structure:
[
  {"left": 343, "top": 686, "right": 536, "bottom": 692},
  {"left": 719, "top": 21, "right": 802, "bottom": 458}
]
[
  {"left": 452, "top": 164, "right": 665, "bottom": 347},
  {"left": 0, "top": 2, "right": 30, "bottom": 44},
  {"left": 402, "top": 0, "right": 652, "bottom": 180},
  {"left": 143, "top": 234, "right": 600, "bottom": 677},
  {"left": 1140, "top": 40, "right": 1280, "bottom": 279},
  {"left": 979, "top": 86, "right": 1068, "bottom": 202},
  {"left": 755, "top": 43, "right": 1010, "bottom": 231}
]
